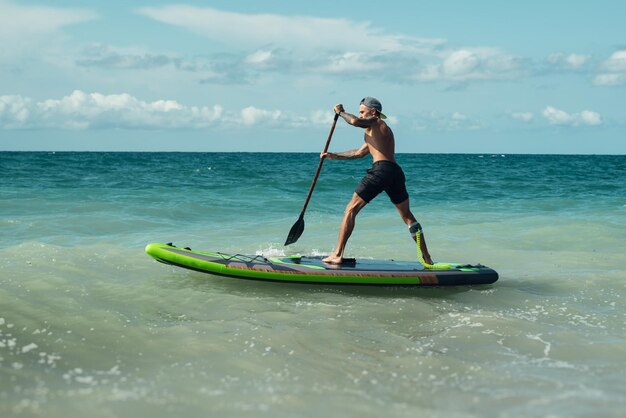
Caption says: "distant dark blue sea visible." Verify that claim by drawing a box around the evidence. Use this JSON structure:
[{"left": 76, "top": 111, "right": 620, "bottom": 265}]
[{"left": 1, "top": 152, "right": 625, "bottom": 417}]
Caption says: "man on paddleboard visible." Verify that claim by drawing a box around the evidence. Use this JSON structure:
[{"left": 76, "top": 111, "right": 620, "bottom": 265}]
[{"left": 321, "top": 97, "right": 434, "bottom": 265}]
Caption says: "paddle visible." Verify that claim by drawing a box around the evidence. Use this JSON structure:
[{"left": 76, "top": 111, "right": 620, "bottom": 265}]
[{"left": 284, "top": 112, "right": 340, "bottom": 246}]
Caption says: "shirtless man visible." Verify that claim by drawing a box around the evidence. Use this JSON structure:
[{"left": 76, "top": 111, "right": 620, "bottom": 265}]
[{"left": 321, "top": 97, "right": 434, "bottom": 265}]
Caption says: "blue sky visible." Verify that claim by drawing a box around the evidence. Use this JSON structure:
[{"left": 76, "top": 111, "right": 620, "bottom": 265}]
[{"left": 1, "top": 0, "right": 625, "bottom": 153}]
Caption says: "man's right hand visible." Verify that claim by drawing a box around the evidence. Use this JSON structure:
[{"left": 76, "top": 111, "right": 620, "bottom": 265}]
[{"left": 334, "top": 104, "right": 344, "bottom": 114}]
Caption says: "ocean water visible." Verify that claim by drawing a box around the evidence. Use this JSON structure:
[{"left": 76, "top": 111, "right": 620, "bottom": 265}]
[{"left": 1, "top": 151, "right": 625, "bottom": 417}]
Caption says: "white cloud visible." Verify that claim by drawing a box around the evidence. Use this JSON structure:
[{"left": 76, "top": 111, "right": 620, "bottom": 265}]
[
  {"left": 76, "top": 44, "right": 178, "bottom": 70},
  {"left": 593, "top": 50, "right": 626, "bottom": 86},
  {"left": 603, "top": 50, "right": 626, "bottom": 72},
  {"left": 135, "top": 6, "right": 469, "bottom": 83},
  {"left": 565, "top": 54, "right": 591, "bottom": 68},
  {"left": 0, "top": 0, "right": 95, "bottom": 62},
  {"left": 451, "top": 112, "right": 468, "bottom": 121},
  {"left": 593, "top": 73, "right": 625, "bottom": 86},
  {"left": 413, "top": 47, "right": 525, "bottom": 82},
  {"left": 542, "top": 106, "right": 602, "bottom": 126},
  {"left": 0, "top": 95, "right": 31, "bottom": 127},
  {"left": 1, "top": 91, "right": 223, "bottom": 130},
  {"left": 510, "top": 112, "right": 534, "bottom": 122},
  {"left": 36, "top": 91, "right": 198, "bottom": 128},
  {"left": 240, "top": 106, "right": 281, "bottom": 126},
  {"left": 547, "top": 53, "right": 591, "bottom": 69},
  {"left": 0, "top": 91, "right": 338, "bottom": 130},
  {"left": 245, "top": 50, "right": 274, "bottom": 66},
  {"left": 76, "top": 43, "right": 261, "bottom": 85},
  {"left": 310, "top": 110, "right": 335, "bottom": 126},
  {"left": 134, "top": 6, "right": 462, "bottom": 83},
  {"left": 0, "top": 0, "right": 95, "bottom": 39},
  {"left": 443, "top": 50, "right": 480, "bottom": 76},
  {"left": 1, "top": 91, "right": 410, "bottom": 131},
  {"left": 42, "top": 6, "right": 529, "bottom": 86},
  {"left": 543, "top": 106, "right": 573, "bottom": 125},
  {"left": 410, "top": 111, "right": 484, "bottom": 131},
  {"left": 579, "top": 110, "right": 602, "bottom": 126},
  {"left": 316, "top": 52, "right": 388, "bottom": 74},
  {"left": 137, "top": 5, "right": 416, "bottom": 53}
]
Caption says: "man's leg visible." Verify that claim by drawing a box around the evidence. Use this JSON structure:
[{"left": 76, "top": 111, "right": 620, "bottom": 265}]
[
  {"left": 323, "top": 193, "right": 368, "bottom": 264},
  {"left": 393, "top": 198, "right": 434, "bottom": 265}
]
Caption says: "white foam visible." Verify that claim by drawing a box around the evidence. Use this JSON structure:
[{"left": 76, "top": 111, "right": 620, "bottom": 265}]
[
  {"left": 21, "top": 343, "right": 38, "bottom": 353},
  {"left": 527, "top": 334, "right": 552, "bottom": 357},
  {"left": 309, "top": 249, "right": 328, "bottom": 257},
  {"left": 256, "top": 246, "right": 286, "bottom": 257}
]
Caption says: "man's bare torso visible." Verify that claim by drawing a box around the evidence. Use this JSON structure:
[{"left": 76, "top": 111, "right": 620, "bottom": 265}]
[{"left": 364, "top": 118, "right": 395, "bottom": 163}]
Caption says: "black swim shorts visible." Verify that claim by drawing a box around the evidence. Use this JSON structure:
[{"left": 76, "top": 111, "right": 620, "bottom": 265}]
[{"left": 355, "top": 160, "right": 409, "bottom": 204}]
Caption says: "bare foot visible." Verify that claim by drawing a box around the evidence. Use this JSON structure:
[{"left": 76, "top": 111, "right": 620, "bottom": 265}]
[{"left": 322, "top": 255, "right": 343, "bottom": 264}]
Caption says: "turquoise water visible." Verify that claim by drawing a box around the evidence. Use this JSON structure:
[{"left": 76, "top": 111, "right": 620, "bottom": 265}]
[{"left": 1, "top": 152, "right": 625, "bottom": 417}]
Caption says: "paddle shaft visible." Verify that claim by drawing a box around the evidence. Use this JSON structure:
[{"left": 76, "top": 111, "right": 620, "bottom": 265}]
[{"left": 298, "top": 113, "right": 340, "bottom": 216}]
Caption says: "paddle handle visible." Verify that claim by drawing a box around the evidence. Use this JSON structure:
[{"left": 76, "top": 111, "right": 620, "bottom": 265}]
[{"left": 299, "top": 112, "right": 340, "bottom": 215}]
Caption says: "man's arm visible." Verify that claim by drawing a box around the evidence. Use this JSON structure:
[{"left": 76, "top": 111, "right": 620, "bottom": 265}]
[
  {"left": 334, "top": 104, "right": 375, "bottom": 129},
  {"left": 322, "top": 143, "right": 370, "bottom": 160},
  {"left": 338, "top": 111, "right": 375, "bottom": 128}
]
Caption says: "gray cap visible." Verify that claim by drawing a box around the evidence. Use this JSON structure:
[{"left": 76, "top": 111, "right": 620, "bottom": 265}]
[{"left": 360, "top": 97, "right": 387, "bottom": 119}]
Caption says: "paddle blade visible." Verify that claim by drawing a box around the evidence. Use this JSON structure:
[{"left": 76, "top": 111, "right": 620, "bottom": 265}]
[{"left": 284, "top": 215, "right": 305, "bottom": 246}]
